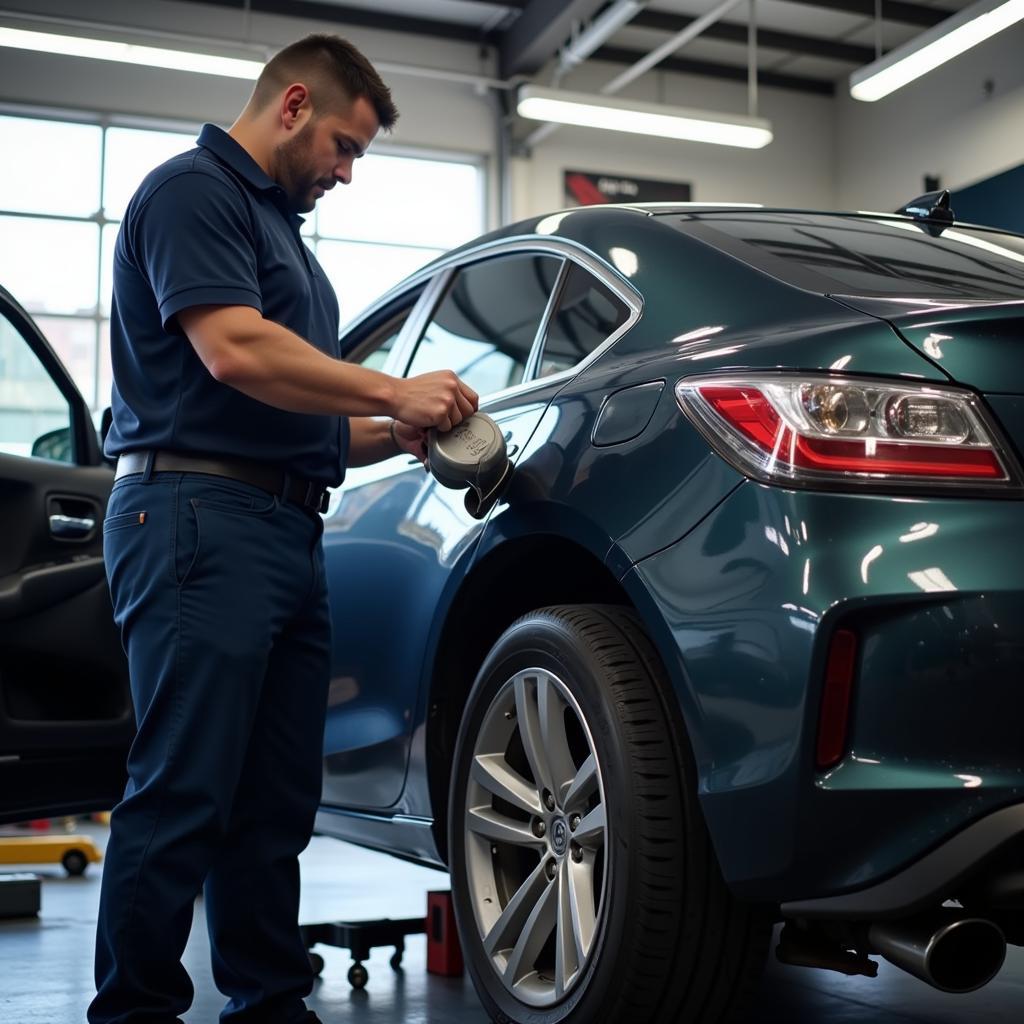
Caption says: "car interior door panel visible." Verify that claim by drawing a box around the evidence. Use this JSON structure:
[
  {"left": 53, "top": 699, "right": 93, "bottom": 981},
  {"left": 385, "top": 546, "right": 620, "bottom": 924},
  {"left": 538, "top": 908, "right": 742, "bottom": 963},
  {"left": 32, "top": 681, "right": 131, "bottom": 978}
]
[{"left": 0, "top": 292, "right": 130, "bottom": 824}]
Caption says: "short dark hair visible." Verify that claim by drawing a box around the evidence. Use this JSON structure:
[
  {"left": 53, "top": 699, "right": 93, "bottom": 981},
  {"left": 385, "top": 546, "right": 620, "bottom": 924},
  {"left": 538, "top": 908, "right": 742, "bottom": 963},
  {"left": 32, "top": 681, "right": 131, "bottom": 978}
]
[{"left": 253, "top": 34, "right": 398, "bottom": 131}]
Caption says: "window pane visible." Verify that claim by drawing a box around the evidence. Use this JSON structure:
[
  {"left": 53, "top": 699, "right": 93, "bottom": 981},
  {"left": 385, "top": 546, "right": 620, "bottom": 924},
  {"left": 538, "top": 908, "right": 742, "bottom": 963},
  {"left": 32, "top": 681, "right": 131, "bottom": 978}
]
[
  {"left": 317, "top": 240, "right": 441, "bottom": 326},
  {"left": 538, "top": 264, "right": 631, "bottom": 378},
  {"left": 100, "top": 222, "right": 120, "bottom": 316},
  {"left": 317, "top": 154, "right": 482, "bottom": 249},
  {"left": 103, "top": 126, "right": 194, "bottom": 220},
  {"left": 0, "top": 216, "right": 99, "bottom": 314},
  {"left": 0, "top": 116, "right": 101, "bottom": 217},
  {"left": 35, "top": 317, "right": 98, "bottom": 409},
  {"left": 0, "top": 309, "right": 73, "bottom": 461},
  {"left": 406, "top": 254, "right": 561, "bottom": 396}
]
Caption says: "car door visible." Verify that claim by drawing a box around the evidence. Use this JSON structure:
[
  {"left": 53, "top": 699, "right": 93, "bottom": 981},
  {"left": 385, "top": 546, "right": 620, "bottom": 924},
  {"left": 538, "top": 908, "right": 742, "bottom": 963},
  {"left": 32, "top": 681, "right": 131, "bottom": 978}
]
[
  {"left": 320, "top": 249, "right": 565, "bottom": 811},
  {"left": 0, "top": 285, "right": 131, "bottom": 825}
]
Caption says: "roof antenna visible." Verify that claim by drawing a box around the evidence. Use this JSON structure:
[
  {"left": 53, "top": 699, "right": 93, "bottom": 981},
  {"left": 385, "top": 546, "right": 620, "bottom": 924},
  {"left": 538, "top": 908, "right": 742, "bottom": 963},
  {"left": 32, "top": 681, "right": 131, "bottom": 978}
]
[{"left": 895, "top": 189, "right": 955, "bottom": 235}]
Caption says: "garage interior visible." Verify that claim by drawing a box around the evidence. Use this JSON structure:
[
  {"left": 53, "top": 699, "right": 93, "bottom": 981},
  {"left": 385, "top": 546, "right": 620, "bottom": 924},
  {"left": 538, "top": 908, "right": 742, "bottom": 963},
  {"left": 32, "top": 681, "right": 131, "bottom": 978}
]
[{"left": 2, "top": 1, "right": 1024, "bottom": 1022}]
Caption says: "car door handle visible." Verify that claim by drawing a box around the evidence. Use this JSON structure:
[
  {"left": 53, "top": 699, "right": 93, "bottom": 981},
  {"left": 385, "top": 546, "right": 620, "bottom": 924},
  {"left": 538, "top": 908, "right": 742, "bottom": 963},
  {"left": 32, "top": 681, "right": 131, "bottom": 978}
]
[{"left": 49, "top": 514, "right": 96, "bottom": 539}]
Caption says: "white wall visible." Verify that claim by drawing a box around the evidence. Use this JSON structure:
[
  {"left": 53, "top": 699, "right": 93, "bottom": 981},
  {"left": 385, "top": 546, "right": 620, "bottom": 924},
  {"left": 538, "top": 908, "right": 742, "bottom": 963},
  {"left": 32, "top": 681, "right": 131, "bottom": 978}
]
[
  {"left": 0, "top": 0, "right": 838, "bottom": 228},
  {"left": 836, "top": 22, "right": 1024, "bottom": 210}
]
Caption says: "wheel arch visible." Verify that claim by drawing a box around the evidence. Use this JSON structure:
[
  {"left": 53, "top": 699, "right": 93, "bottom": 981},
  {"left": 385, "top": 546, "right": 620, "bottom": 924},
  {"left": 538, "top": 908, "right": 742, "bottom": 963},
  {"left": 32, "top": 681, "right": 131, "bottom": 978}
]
[{"left": 424, "top": 531, "right": 697, "bottom": 863}]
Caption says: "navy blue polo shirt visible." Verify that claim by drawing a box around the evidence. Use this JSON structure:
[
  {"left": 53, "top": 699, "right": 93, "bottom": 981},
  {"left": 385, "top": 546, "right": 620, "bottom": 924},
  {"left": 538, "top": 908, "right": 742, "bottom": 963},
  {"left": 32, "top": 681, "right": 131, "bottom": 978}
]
[{"left": 104, "top": 123, "right": 349, "bottom": 487}]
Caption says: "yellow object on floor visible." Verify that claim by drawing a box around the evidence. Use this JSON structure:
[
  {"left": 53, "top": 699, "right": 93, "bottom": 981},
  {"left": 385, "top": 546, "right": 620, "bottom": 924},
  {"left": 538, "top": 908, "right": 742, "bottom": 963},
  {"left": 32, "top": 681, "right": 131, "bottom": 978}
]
[{"left": 0, "top": 835, "right": 103, "bottom": 875}]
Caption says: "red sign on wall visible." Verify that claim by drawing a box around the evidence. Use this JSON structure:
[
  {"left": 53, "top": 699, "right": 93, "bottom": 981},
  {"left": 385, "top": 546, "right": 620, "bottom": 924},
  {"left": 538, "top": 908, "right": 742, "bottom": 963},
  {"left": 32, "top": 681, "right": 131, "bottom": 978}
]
[{"left": 564, "top": 169, "right": 692, "bottom": 206}]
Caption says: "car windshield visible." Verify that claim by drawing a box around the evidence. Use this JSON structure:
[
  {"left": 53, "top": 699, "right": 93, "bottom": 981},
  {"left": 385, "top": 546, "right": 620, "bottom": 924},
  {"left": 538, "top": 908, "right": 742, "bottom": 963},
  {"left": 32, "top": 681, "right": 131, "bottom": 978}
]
[{"left": 668, "top": 211, "right": 1024, "bottom": 300}]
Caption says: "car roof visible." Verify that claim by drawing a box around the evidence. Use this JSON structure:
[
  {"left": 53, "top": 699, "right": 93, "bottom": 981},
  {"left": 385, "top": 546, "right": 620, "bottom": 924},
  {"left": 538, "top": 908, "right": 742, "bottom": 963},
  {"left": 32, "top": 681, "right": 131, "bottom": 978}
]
[{"left": 503, "top": 202, "right": 1024, "bottom": 241}]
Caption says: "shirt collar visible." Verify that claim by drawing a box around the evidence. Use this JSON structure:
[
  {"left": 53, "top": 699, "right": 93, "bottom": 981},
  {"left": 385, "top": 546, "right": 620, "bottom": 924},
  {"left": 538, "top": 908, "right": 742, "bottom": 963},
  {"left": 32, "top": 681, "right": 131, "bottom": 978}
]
[
  {"left": 196, "top": 123, "right": 279, "bottom": 194},
  {"left": 196, "top": 124, "right": 304, "bottom": 228}
]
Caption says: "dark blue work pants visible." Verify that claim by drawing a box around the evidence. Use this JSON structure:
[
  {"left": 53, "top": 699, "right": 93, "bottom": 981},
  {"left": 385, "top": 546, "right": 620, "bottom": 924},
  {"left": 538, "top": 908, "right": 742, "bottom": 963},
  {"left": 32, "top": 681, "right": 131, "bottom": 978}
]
[{"left": 89, "top": 471, "right": 330, "bottom": 1024}]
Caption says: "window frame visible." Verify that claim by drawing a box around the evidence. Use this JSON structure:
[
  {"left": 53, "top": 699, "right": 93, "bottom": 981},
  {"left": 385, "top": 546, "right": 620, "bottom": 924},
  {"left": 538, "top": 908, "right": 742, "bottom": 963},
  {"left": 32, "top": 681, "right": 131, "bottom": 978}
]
[
  {"left": 390, "top": 237, "right": 643, "bottom": 402},
  {"left": 0, "top": 284, "right": 100, "bottom": 467},
  {"left": 400, "top": 251, "right": 567, "bottom": 398}
]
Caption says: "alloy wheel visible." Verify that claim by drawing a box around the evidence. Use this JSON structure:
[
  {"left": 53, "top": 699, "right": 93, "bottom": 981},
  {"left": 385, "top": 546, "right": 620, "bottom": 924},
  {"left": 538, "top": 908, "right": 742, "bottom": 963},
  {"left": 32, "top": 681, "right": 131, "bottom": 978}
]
[{"left": 463, "top": 668, "right": 608, "bottom": 1007}]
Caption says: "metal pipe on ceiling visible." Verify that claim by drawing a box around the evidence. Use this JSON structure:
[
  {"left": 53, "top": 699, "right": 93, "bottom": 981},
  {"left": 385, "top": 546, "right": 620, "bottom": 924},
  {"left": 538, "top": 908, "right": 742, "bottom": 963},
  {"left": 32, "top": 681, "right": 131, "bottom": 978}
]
[
  {"left": 524, "top": 0, "right": 750, "bottom": 148},
  {"left": 553, "top": 0, "right": 649, "bottom": 80}
]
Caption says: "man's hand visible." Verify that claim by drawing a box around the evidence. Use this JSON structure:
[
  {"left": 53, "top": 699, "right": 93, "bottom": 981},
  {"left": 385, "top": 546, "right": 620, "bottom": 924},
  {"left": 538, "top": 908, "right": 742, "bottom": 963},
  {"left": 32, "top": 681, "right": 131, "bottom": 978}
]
[
  {"left": 393, "top": 421, "right": 429, "bottom": 465},
  {"left": 392, "top": 371, "right": 478, "bottom": 432}
]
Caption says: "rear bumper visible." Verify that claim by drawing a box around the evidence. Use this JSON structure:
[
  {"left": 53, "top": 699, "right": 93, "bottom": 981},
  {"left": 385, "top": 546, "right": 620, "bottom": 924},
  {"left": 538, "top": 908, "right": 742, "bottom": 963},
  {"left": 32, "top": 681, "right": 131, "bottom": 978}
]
[
  {"left": 624, "top": 482, "right": 1024, "bottom": 905},
  {"left": 781, "top": 803, "right": 1024, "bottom": 920}
]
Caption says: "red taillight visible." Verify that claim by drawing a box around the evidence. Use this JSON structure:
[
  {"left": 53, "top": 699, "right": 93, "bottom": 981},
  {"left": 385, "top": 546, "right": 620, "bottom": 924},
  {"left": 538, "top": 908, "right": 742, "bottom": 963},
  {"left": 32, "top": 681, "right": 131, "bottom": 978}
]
[
  {"left": 676, "top": 375, "right": 1019, "bottom": 491},
  {"left": 816, "top": 629, "right": 858, "bottom": 770},
  {"left": 699, "top": 385, "right": 1003, "bottom": 480}
]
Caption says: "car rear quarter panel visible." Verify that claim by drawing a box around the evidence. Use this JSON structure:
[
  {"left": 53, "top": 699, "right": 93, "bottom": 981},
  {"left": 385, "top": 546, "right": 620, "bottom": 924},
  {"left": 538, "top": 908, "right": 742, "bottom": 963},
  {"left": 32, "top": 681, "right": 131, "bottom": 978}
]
[{"left": 630, "top": 482, "right": 1024, "bottom": 903}]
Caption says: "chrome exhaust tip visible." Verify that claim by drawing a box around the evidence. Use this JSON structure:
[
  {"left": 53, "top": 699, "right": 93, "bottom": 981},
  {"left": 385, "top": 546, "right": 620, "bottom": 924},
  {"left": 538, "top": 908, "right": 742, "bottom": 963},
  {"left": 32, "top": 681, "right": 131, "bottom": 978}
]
[{"left": 868, "top": 912, "right": 1006, "bottom": 994}]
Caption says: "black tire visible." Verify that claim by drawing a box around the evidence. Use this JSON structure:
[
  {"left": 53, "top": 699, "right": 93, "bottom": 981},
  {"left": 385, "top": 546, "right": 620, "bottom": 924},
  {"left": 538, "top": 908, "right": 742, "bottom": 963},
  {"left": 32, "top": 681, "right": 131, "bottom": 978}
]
[
  {"left": 348, "top": 962, "right": 369, "bottom": 989},
  {"left": 62, "top": 849, "right": 88, "bottom": 876},
  {"left": 448, "top": 605, "right": 769, "bottom": 1024}
]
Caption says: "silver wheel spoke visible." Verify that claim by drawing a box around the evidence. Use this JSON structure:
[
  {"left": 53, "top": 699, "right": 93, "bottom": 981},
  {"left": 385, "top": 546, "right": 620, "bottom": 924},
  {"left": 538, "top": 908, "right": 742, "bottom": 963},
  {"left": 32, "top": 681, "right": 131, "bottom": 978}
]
[
  {"left": 555, "top": 860, "right": 581, "bottom": 996},
  {"left": 471, "top": 754, "right": 543, "bottom": 816},
  {"left": 537, "top": 674, "right": 579, "bottom": 803},
  {"left": 484, "top": 858, "right": 550, "bottom": 958},
  {"left": 574, "top": 804, "right": 606, "bottom": 849},
  {"left": 514, "top": 674, "right": 556, "bottom": 798},
  {"left": 468, "top": 806, "right": 545, "bottom": 849},
  {"left": 566, "top": 855, "right": 597, "bottom": 961},
  {"left": 563, "top": 752, "right": 598, "bottom": 812},
  {"left": 506, "top": 872, "right": 558, "bottom": 987}
]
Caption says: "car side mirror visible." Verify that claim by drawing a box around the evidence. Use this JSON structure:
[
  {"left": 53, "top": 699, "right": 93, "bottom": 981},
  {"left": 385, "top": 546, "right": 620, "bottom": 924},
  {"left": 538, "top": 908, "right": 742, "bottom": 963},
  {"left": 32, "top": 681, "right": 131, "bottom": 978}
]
[{"left": 31, "top": 426, "right": 73, "bottom": 463}]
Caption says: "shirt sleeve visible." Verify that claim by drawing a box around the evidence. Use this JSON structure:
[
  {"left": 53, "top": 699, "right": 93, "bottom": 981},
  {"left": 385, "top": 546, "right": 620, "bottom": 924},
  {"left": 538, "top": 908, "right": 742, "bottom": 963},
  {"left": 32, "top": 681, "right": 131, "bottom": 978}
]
[{"left": 132, "top": 169, "right": 263, "bottom": 332}]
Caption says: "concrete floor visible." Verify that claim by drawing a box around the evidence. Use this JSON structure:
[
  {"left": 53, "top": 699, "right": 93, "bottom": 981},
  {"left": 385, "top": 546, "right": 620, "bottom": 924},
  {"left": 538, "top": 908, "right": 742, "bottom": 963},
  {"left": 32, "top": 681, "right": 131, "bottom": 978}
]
[{"left": 1, "top": 821, "right": 1022, "bottom": 1023}]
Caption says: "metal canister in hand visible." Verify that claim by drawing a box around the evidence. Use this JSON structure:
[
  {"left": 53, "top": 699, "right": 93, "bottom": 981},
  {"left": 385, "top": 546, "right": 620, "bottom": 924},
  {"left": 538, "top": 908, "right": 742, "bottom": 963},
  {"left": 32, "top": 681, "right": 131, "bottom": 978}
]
[{"left": 427, "top": 413, "right": 512, "bottom": 520}]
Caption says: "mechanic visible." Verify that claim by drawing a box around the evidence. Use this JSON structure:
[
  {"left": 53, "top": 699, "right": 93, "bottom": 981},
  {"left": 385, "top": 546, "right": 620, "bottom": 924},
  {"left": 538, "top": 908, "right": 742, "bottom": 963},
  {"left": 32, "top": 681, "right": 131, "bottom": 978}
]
[{"left": 89, "top": 34, "right": 478, "bottom": 1024}]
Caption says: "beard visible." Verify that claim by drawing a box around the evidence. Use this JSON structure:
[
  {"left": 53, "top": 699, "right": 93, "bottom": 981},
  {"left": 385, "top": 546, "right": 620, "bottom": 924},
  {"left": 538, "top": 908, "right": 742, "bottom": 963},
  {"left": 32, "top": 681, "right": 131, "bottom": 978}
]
[{"left": 273, "top": 124, "right": 322, "bottom": 214}]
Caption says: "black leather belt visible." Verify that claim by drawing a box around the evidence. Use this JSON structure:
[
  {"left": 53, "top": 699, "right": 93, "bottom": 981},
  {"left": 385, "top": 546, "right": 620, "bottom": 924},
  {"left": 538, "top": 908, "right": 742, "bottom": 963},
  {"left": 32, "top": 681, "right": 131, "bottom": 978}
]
[{"left": 114, "top": 451, "right": 330, "bottom": 513}]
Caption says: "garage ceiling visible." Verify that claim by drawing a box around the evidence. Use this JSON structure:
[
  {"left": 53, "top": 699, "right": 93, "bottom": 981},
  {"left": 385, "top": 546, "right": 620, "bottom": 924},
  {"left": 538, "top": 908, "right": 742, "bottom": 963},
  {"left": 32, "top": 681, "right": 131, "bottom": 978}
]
[{"left": 184, "top": 0, "right": 977, "bottom": 95}]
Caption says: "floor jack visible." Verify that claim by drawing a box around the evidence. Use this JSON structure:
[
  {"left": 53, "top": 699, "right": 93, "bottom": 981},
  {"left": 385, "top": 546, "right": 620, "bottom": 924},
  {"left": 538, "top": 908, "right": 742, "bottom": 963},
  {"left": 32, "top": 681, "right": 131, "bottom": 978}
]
[{"left": 301, "top": 890, "right": 463, "bottom": 989}]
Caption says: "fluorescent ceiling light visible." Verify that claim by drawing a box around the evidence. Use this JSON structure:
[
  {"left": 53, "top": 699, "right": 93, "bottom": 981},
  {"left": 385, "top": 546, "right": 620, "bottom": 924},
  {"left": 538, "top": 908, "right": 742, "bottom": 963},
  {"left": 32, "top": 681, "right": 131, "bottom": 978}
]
[
  {"left": 850, "top": 0, "right": 1024, "bottom": 101},
  {"left": 517, "top": 85, "right": 772, "bottom": 150},
  {"left": 0, "top": 26, "right": 262, "bottom": 79}
]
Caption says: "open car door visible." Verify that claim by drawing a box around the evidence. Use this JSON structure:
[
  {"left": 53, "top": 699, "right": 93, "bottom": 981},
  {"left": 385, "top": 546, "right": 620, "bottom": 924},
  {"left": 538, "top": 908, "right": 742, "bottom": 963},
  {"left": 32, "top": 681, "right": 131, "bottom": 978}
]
[{"left": 0, "top": 285, "right": 130, "bottom": 824}]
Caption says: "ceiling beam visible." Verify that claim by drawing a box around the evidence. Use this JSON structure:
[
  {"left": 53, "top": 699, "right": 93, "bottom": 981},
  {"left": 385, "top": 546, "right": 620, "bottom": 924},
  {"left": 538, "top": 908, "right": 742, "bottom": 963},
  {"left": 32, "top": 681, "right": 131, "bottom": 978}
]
[
  {"left": 751, "top": 0, "right": 947, "bottom": 27},
  {"left": 628, "top": 10, "right": 875, "bottom": 63},
  {"left": 499, "top": 0, "right": 608, "bottom": 77},
  {"left": 177, "top": 0, "right": 500, "bottom": 44},
  {"left": 594, "top": 44, "right": 835, "bottom": 94}
]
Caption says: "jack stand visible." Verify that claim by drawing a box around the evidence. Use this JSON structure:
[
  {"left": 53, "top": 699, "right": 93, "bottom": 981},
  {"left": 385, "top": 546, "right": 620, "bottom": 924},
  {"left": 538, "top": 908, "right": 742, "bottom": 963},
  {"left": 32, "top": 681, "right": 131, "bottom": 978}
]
[{"left": 300, "top": 917, "right": 426, "bottom": 989}]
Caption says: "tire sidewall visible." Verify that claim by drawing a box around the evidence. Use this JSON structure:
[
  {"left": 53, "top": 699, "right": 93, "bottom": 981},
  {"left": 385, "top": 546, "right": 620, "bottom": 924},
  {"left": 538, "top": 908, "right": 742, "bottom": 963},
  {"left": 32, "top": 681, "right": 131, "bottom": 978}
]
[{"left": 448, "top": 614, "right": 657, "bottom": 1024}]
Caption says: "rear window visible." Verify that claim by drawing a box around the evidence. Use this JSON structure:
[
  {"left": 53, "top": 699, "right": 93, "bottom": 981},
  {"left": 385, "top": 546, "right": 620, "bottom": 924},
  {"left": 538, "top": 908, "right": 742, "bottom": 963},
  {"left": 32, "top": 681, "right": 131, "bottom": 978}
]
[{"left": 670, "top": 212, "right": 1024, "bottom": 299}]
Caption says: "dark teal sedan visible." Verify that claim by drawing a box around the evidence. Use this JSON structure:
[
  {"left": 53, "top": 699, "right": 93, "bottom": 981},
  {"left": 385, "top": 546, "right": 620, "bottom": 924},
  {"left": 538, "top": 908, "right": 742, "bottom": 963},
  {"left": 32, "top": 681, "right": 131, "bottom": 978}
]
[{"left": 3, "top": 196, "right": 1024, "bottom": 1024}]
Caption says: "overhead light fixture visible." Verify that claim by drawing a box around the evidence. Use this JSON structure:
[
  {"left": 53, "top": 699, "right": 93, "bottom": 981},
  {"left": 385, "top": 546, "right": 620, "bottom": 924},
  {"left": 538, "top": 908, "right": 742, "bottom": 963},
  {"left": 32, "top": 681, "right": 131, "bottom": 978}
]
[
  {"left": 850, "top": 0, "right": 1024, "bottom": 101},
  {"left": 517, "top": 84, "right": 773, "bottom": 150},
  {"left": 0, "top": 26, "right": 263, "bottom": 79}
]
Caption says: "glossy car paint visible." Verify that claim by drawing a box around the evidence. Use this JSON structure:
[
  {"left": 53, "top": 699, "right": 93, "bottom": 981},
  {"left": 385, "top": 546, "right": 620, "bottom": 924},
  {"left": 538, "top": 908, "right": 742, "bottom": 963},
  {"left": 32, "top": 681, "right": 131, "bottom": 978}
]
[{"left": 313, "top": 205, "right": 1024, "bottom": 912}]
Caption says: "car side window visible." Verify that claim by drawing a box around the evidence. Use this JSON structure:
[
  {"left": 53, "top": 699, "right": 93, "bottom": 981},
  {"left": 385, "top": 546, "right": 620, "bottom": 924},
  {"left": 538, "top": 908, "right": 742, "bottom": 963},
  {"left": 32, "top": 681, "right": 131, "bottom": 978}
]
[
  {"left": 344, "top": 302, "right": 416, "bottom": 371},
  {"left": 405, "top": 253, "right": 562, "bottom": 396},
  {"left": 0, "top": 308, "right": 74, "bottom": 463},
  {"left": 536, "top": 263, "right": 632, "bottom": 379}
]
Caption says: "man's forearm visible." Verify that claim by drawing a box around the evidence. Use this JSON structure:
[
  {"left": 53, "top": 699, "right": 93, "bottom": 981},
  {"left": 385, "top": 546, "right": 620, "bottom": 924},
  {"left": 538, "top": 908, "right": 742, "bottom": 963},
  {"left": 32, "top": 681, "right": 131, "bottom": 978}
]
[
  {"left": 180, "top": 305, "right": 398, "bottom": 418},
  {"left": 347, "top": 417, "right": 402, "bottom": 468}
]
